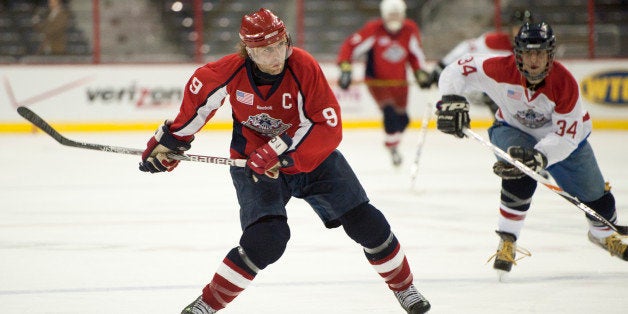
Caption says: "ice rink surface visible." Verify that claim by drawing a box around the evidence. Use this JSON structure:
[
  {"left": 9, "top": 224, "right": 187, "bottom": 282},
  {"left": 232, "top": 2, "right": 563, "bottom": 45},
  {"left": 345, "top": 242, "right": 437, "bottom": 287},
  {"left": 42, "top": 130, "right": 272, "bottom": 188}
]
[{"left": 1, "top": 128, "right": 627, "bottom": 313}]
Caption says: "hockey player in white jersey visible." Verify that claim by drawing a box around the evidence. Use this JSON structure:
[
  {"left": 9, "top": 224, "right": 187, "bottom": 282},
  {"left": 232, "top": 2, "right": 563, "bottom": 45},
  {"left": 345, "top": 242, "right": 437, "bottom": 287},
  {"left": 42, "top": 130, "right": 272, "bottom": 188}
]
[
  {"left": 429, "top": 9, "right": 533, "bottom": 116},
  {"left": 434, "top": 21, "right": 627, "bottom": 277}
]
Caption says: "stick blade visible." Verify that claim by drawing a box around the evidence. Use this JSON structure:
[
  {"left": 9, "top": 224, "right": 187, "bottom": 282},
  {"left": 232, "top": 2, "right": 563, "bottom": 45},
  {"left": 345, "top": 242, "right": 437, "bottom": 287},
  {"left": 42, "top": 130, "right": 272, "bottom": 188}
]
[
  {"left": 615, "top": 224, "right": 628, "bottom": 236},
  {"left": 17, "top": 106, "right": 66, "bottom": 144},
  {"left": 16, "top": 106, "right": 35, "bottom": 122}
]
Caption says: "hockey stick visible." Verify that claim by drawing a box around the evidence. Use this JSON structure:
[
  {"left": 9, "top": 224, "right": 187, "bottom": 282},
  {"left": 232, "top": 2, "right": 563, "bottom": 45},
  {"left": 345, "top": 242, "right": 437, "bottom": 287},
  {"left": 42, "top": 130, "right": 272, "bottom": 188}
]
[
  {"left": 463, "top": 128, "right": 628, "bottom": 235},
  {"left": 410, "top": 102, "right": 432, "bottom": 187},
  {"left": 16, "top": 106, "right": 247, "bottom": 167}
]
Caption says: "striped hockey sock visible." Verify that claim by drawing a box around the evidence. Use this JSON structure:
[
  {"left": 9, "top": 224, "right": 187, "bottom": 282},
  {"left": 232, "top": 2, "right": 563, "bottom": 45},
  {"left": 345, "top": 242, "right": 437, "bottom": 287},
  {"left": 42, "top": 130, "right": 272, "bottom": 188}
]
[
  {"left": 364, "top": 233, "right": 413, "bottom": 291},
  {"left": 202, "top": 248, "right": 257, "bottom": 310}
]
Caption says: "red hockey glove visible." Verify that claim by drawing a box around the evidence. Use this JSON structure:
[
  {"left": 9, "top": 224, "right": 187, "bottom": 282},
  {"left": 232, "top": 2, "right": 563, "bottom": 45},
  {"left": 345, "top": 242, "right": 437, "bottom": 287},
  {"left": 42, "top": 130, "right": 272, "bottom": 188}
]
[
  {"left": 246, "top": 133, "right": 292, "bottom": 180},
  {"left": 139, "top": 120, "right": 192, "bottom": 173}
]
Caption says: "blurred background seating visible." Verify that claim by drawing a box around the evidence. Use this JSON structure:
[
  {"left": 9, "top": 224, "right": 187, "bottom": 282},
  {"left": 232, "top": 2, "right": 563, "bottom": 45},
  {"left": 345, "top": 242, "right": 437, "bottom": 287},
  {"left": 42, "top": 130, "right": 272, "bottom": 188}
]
[{"left": 0, "top": 0, "right": 626, "bottom": 64}]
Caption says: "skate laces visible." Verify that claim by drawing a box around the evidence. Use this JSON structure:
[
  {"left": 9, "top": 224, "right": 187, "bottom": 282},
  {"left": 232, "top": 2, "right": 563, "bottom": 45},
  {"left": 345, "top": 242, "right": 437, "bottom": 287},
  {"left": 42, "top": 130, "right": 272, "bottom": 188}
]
[
  {"left": 394, "top": 285, "right": 427, "bottom": 310},
  {"left": 486, "top": 240, "right": 531, "bottom": 265},
  {"left": 605, "top": 234, "right": 628, "bottom": 257}
]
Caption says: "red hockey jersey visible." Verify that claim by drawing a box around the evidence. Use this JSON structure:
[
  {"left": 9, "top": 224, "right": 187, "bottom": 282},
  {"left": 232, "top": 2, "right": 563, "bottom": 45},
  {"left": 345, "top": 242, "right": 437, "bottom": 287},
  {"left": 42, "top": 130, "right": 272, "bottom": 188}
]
[
  {"left": 337, "top": 18, "right": 427, "bottom": 82},
  {"left": 167, "top": 47, "right": 342, "bottom": 174}
]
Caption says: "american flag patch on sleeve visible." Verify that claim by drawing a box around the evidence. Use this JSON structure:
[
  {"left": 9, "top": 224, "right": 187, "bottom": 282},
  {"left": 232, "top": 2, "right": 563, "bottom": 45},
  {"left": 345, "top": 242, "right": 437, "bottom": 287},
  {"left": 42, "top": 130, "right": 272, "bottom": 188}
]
[
  {"left": 507, "top": 89, "right": 522, "bottom": 100},
  {"left": 236, "top": 90, "right": 254, "bottom": 105}
]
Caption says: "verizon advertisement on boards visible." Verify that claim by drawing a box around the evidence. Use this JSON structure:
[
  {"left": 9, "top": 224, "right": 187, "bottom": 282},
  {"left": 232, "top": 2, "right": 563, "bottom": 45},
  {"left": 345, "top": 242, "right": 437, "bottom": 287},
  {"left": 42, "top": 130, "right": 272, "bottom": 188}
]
[{"left": 1, "top": 60, "right": 627, "bottom": 132}]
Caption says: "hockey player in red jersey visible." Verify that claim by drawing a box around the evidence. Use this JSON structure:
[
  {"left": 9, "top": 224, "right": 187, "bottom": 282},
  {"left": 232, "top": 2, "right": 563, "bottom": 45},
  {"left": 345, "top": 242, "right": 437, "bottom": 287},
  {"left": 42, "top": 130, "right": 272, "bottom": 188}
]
[
  {"left": 435, "top": 21, "right": 627, "bottom": 279},
  {"left": 138, "top": 8, "right": 430, "bottom": 314},
  {"left": 336, "top": 0, "right": 431, "bottom": 167},
  {"left": 429, "top": 9, "right": 533, "bottom": 116}
]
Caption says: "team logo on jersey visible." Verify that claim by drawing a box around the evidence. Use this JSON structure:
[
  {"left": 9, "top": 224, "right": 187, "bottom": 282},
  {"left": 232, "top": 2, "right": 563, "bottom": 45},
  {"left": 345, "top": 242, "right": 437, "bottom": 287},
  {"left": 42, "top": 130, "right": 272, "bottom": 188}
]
[
  {"left": 236, "top": 90, "right": 254, "bottom": 106},
  {"left": 580, "top": 70, "right": 628, "bottom": 106},
  {"left": 378, "top": 36, "right": 391, "bottom": 46},
  {"left": 514, "top": 108, "right": 549, "bottom": 129},
  {"left": 382, "top": 42, "right": 406, "bottom": 63},
  {"left": 242, "top": 113, "right": 291, "bottom": 137}
]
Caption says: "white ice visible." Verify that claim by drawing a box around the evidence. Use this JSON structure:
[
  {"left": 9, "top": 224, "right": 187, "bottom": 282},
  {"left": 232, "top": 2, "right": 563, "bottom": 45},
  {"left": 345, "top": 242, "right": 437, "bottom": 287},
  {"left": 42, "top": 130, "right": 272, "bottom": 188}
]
[{"left": 1, "top": 128, "right": 627, "bottom": 313}]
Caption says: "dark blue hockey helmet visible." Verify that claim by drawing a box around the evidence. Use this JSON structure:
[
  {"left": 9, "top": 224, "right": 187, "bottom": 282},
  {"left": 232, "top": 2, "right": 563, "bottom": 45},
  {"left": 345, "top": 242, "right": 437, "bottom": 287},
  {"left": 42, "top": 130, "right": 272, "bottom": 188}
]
[{"left": 514, "top": 22, "right": 556, "bottom": 82}]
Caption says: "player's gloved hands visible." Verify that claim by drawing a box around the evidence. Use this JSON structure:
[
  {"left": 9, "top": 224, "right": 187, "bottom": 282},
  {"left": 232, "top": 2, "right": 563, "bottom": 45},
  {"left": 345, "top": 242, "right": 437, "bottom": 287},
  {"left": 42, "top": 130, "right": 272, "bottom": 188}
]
[
  {"left": 436, "top": 94, "right": 470, "bottom": 138},
  {"left": 139, "top": 120, "right": 192, "bottom": 173},
  {"left": 246, "top": 133, "right": 293, "bottom": 182},
  {"left": 429, "top": 61, "right": 445, "bottom": 87},
  {"left": 415, "top": 69, "right": 432, "bottom": 89},
  {"left": 338, "top": 62, "right": 352, "bottom": 90},
  {"left": 493, "top": 147, "right": 548, "bottom": 179}
]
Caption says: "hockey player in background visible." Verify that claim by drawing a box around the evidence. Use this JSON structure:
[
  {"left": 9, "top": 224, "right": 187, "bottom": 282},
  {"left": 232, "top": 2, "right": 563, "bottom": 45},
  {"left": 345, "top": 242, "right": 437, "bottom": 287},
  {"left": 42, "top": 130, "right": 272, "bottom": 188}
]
[
  {"left": 336, "top": 0, "right": 432, "bottom": 167},
  {"left": 138, "top": 8, "right": 431, "bottom": 314},
  {"left": 435, "top": 21, "right": 627, "bottom": 278},
  {"left": 429, "top": 9, "right": 533, "bottom": 116}
]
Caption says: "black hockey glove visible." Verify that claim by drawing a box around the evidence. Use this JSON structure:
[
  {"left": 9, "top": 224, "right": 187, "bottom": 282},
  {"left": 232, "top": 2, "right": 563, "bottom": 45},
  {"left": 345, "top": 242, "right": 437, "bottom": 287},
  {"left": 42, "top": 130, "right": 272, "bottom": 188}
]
[
  {"left": 436, "top": 94, "right": 470, "bottom": 138},
  {"left": 493, "top": 146, "right": 547, "bottom": 180},
  {"left": 139, "top": 120, "right": 192, "bottom": 173},
  {"left": 414, "top": 69, "right": 432, "bottom": 89},
  {"left": 429, "top": 61, "right": 445, "bottom": 87},
  {"left": 338, "top": 62, "right": 352, "bottom": 90}
]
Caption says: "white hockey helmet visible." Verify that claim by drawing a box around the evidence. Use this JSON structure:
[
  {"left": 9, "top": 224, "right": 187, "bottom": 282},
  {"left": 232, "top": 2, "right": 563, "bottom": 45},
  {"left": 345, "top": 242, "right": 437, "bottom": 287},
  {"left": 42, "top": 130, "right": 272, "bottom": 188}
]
[{"left": 380, "top": 0, "right": 406, "bottom": 33}]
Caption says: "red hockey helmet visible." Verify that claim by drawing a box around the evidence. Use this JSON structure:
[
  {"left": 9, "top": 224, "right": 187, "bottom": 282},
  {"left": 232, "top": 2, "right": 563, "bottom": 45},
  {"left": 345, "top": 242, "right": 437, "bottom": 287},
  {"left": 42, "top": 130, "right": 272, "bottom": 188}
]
[{"left": 239, "top": 8, "right": 287, "bottom": 48}]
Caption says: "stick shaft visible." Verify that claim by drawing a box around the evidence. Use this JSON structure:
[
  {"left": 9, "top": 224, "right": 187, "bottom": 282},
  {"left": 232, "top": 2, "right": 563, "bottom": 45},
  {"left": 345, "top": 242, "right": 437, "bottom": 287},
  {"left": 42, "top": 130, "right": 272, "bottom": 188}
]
[
  {"left": 16, "top": 106, "right": 246, "bottom": 167},
  {"left": 463, "top": 128, "right": 627, "bottom": 235},
  {"left": 410, "top": 103, "right": 432, "bottom": 186}
]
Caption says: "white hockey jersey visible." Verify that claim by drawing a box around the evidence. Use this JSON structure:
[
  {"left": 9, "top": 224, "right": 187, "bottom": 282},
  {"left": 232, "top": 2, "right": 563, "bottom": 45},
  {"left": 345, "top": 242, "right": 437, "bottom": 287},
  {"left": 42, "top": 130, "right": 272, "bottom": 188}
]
[{"left": 439, "top": 54, "right": 592, "bottom": 166}]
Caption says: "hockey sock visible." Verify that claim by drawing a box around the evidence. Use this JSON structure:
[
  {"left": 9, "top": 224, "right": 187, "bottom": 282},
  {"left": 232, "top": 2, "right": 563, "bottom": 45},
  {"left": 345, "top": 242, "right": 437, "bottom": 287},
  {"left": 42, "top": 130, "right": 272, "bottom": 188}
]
[
  {"left": 385, "top": 132, "right": 402, "bottom": 148},
  {"left": 202, "top": 216, "right": 290, "bottom": 310},
  {"left": 239, "top": 216, "right": 290, "bottom": 269},
  {"left": 202, "top": 247, "right": 257, "bottom": 310},
  {"left": 585, "top": 192, "right": 617, "bottom": 238},
  {"left": 498, "top": 176, "right": 536, "bottom": 238},
  {"left": 340, "top": 203, "right": 391, "bottom": 248},
  {"left": 383, "top": 106, "right": 410, "bottom": 134},
  {"left": 339, "top": 203, "right": 412, "bottom": 291},
  {"left": 364, "top": 233, "right": 413, "bottom": 291},
  {"left": 497, "top": 206, "right": 526, "bottom": 239}
]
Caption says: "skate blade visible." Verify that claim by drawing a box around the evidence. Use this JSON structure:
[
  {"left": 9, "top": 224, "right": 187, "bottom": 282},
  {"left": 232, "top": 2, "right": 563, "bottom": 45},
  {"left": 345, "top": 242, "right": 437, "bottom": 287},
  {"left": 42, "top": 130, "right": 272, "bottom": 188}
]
[{"left": 496, "top": 269, "right": 510, "bottom": 282}]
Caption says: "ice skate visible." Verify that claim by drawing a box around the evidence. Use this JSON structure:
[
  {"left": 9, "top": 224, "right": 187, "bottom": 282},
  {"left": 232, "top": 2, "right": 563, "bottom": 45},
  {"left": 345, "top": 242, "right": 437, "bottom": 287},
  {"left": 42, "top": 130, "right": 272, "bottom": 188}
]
[
  {"left": 487, "top": 231, "right": 530, "bottom": 281},
  {"left": 393, "top": 284, "right": 431, "bottom": 313},
  {"left": 181, "top": 295, "right": 217, "bottom": 314},
  {"left": 388, "top": 146, "right": 402, "bottom": 167},
  {"left": 588, "top": 232, "right": 628, "bottom": 261}
]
